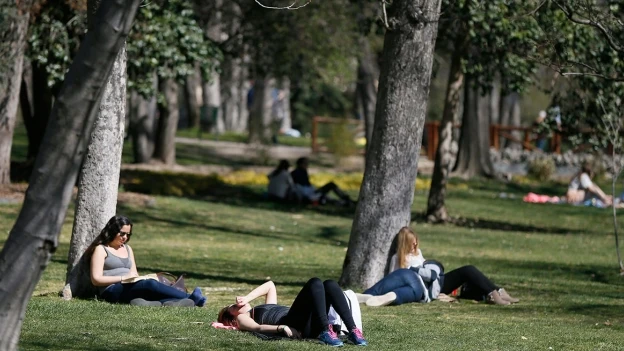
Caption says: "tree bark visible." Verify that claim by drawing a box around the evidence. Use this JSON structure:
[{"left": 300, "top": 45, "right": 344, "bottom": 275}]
[
  {"left": 20, "top": 61, "right": 53, "bottom": 162},
  {"left": 202, "top": 0, "right": 224, "bottom": 133},
  {"left": 221, "top": 56, "right": 243, "bottom": 132},
  {"left": 0, "top": 0, "right": 33, "bottom": 184},
  {"left": 154, "top": 78, "right": 179, "bottom": 165},
  {"left": 0, "top": 1, "right": 140, "bottom": 348},
  {"left": 453, "top": 78, "right": 495, "bottom": 178},
  {"left": 185, "top": 64, "right": 203, "bottom": 129},
  {"left": 203, "top": 73, "right": 223, "bottom": 133},
  {"left": 500, "top": 92, "right": 521, "bottom": 149},
  {"left": 426, "top": 41, "right": 465, "bottom": 223},
  {"left": 247, "top": 77, "right": 274, "bottom": 144},
  {"left": 129, "top": 75, "right": 157, "bottom": 163},
  {"left": 63, "top": 0, "right": 128, "bottom": 298},
  {"left": 278, "top": 77, "right": 291, "bottom": 132},
  {"left": 339, "top": 0, "right": 442, "bottom": 289},
  {"left": 355, "top": 37, "right": 379, "bottom": 154}
]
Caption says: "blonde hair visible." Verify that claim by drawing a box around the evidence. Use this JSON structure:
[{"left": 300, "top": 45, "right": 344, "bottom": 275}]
[{"left": 396, "top": 227, "right": 418, "bottom": 269}]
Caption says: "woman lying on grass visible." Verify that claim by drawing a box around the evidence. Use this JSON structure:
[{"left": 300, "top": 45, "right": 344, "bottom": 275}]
[
  {"left": 358, "top": 227, "right": 519, "bottom": 306},
  {"left": 89, "top": 215, "right": 207, "bottom": 307},
  {"left": 217, "top": 279, "right": 367, "bottom": 347}
]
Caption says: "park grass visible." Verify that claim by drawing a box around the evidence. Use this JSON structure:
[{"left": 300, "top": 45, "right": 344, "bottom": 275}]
[{"left": 1, "top": 176, "right": 624, "bottom": 351}]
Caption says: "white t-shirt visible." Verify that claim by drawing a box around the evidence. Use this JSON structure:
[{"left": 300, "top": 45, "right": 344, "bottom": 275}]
[
  {"left": 267, "top": 170, "right": 294, "bottom": 199},
  {"left": 389, "top": 249, "right": 425, "bottom": 273},
  {"left": 568, "top": 173, "right": 592, "bottom": 191}
]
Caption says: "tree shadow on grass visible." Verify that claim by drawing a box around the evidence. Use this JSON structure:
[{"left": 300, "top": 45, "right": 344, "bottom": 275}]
[
  {"left": 117, "top": 204, "right": 350, "bottom": 247},
  {"left": 19, "top": 342, "right": 161, "bottom": 351},
  {"left": 411, "top": 211, "right": 584, "bottom": 235}
]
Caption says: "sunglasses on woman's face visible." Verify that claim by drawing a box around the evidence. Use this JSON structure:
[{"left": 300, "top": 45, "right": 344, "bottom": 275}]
[{"left": 119, "top": 231, "right": 132, "bottom": 238}]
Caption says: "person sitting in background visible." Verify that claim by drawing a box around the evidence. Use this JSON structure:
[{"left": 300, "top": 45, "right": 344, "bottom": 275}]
[
  {"left": 89, "top": 215, "right": 207, "bottom": 307},
  {"left": 267, "top": 160, "right": 297, "bottom": 202},
  {"left": 566, "top": 163, "right": 612, "bottom": 206},
  {"left": 290, "top": 157, "right": 354, "bottom": 206}
]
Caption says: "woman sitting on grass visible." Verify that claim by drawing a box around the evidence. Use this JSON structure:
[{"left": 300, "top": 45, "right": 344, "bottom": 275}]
[
  {"left": 358, "top": 227, "right": 519, "bottom": 306},
  {"left": 565, "top": 163, "right": 612, "bottom": 206},
  {"left": 217, "top": 279, "right": 367, "bottom": 347},
  {"left": 89, "top": 215, "right": 207, "bottom": 307},
  {"left": 267, "top": 159, "right": 297, "bottom": 202}
]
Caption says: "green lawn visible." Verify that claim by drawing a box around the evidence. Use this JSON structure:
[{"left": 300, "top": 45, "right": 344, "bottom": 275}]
[{"left": 1, "top": 176, "right": 623, "bottom": 351}]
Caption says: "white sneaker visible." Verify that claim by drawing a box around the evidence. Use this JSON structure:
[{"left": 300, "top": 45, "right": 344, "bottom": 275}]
[
  {"left": 354, "top": 293, "right": 373, "bottom": 304},
  {"left": 365, "top": 292, "right": 397, "bottom": 307}
]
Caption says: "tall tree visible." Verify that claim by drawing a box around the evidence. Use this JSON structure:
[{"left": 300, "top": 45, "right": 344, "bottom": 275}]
[
  {"left": 62, "top": 0, "right": 128, "bottom": 300},
  {"left": 126, "top": 0, "right": 220, "bottom": 163},
  {"left": 153, "top": 78, "right": 180, "bottom": 165},
  {"left": 426, "top": 0, "right": 540, "bottom": 221},
  {"left": 340, "top": 0, "right": 442, "bottom": 288},
  {"left": 0, "top": 0, "right": 34, "bottom": 184},
  {"left": 22, "top": 1, "right": 87, "bottom": 164},
  {"left": 0, "top": 1, "right": 140, "bottom": 348}
]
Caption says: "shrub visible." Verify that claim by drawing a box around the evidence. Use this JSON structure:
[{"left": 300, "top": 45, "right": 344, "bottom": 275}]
[
  {"left": 326, "top": 121, "right": 358, "bottom": 164},
  {"left": 527, "top": 157, "right": 556, "bottom": 181}
]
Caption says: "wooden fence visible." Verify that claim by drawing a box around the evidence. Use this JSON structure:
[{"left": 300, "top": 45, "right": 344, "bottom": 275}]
[{"left": 311, "top": 117, "right": 601, "bottom": 160}]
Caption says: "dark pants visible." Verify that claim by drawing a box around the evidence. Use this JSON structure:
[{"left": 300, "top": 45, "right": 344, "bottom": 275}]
[
  {"left": 100, "top": 279, "right": 189, "bottom": 304},
  {"left": 316, "top": 182, "right": 351, "bottom": 202},
  {"left": 363, "top": 269, "right": 425, "bottom": 305},
  {"left": 441, "top": 265, "right": 499, "bottom": 300},
  {"left": 282, "top": 278, "right": 356, "bottom": 338}
]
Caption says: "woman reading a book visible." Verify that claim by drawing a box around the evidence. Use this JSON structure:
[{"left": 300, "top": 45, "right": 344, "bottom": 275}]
[{"left": 89, "top": 215, "right": 207, "bottom": 307}]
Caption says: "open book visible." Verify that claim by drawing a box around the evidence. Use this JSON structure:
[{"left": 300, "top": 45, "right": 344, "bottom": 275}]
[{"left": 121, "top": 273, "right": 158, "bottom": 284}]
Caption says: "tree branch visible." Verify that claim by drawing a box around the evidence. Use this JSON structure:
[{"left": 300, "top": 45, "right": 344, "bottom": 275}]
[
  {"left": 254, "top": 0, "right": 311, "bottom": 10},
  {"left": 552, "top": 0, "right": 623, "bottom": 53}
]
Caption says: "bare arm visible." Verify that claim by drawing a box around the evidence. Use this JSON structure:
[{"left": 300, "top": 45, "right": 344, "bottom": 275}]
[
  {"left": 589, "top": 184, "right": 612, "bottom": 203},
  {"left": 237, "top": 281, "right": 277, "bottom": 305},
  {"left": 90, "top": 246, "right": 132, "bottom": 286},
  {"left": 126, "top": 245, "right": 140, "bottom": 277},
  {"left": 236, "top": 314, "right": 300, "bottom": 338}
]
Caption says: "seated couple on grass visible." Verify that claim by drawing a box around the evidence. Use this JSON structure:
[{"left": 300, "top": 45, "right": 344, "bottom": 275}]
[
  {"left": 89, "top": 215, "right": 207, "bottom": 307},
  {"left": 217, "top": 279, "right": 367, "bottom": 347},
  {"left": 356, "top": 227, "right": 519, "bottom": 307},
  {"left": 267, "top": 157, "right": 355, "bottom": 207}
]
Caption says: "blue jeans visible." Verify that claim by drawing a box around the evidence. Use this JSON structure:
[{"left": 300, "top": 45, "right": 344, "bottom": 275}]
[
  {"left": 364, "top": 269, "right": 425, "bottom": 305},
  {"left": 100, "top": 279, "right": 189, "bottom": 304}
]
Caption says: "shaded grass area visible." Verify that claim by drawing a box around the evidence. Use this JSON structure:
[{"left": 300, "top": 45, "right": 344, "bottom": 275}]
[{"left": 1, "top": 176, "right": 624, "bottom": 350}]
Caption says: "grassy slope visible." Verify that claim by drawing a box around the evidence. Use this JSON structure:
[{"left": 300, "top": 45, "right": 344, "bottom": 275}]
[{"left": 1, "top": 178, "right": 623, "bottom": 351}]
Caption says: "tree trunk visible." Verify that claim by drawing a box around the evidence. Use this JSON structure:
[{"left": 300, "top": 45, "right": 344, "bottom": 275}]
[
  {"left": 63, "top": 0, "right": 127, "bottom": 298},
  {"left": 0, "top": 0, "right": 33, "bottom": 185},
  {"left": 339, "top": 0, "right": 442, "bottom": 289},
  {"left": 203, "top": 72, "right": 223, "bottom": 133},
  {"left": 236, "top": 62, "right": 250, "bottom": 133},
  {"left": 185, "top": 64, "right": 203, "bottom": 129},
  {"left": 247, "top": 77, "right": 274, "bottom": 144},
  {"left": 20, "top": 62, "right": 53, "bottom": 162},
  {"left": 0, "top": 1, "right": 140, "bottom": 348},
  {"left": 202, "top": 0, "right": 224, "bottom": 134},
  {"left": 154, "top": 78, "right": 179, "bottom": 165},
  {"left": 355, "top": 37, "right": 379, "bottom": 154},
  {"left": 221, "top": 56, "right": 243, "bottom": 132},
  {"left": 453, "top": 78, "right": 495, "bottom": 178},
  {"left": 129, "top": 75, "right": 157, "bottom": 163},
  {"left": 278, "top": 77, "right": 291, "bottom": 132},
  {"left": 500, "top": 92, "right": 521, "bottom": 149},
  {"left": 426, "top": 42, "right": 465, "bottom": 223}
]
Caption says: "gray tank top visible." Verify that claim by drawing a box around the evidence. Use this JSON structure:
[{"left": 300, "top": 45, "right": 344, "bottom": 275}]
[{"left": 99, "top": 245, "right": 133, "bottom": 293}]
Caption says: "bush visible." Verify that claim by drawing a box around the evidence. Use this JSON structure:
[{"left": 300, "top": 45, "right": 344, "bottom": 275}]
[
  {"left": 527, "top": 157, "right": 556, "bottom": 181},
  {"left": 326, "top": 121, "right": 358, "bottom": 164}
]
